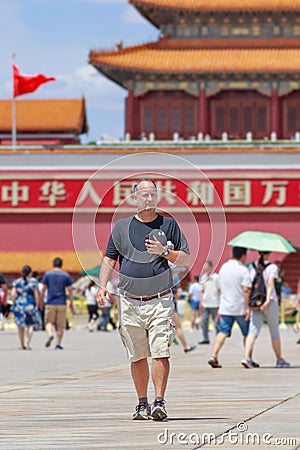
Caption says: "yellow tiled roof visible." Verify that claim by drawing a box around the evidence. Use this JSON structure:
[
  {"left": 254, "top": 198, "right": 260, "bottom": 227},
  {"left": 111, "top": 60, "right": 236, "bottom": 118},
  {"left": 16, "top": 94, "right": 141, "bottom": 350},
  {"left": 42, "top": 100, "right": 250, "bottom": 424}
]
[
  {"left": 0, "top": 98, "right": 87, "bottom": 133},
  {"left": 90, "top": 46, "right": 300, "bottom": 73},
  {"left": 131, "top": 0, "right": 300, "bottom": 11}
]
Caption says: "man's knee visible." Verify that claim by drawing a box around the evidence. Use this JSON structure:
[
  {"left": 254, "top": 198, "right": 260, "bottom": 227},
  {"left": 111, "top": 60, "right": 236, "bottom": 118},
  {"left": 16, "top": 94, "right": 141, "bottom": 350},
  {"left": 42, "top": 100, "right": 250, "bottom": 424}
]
[
  {"left": 131, "top": 357, "right": 147, "bottom": 364},
  {"left": 217, "top": 332, "right": 229, "bottom": 338},
  {"left": 152, "top": 356, "right": 170, "bottom": 361}
]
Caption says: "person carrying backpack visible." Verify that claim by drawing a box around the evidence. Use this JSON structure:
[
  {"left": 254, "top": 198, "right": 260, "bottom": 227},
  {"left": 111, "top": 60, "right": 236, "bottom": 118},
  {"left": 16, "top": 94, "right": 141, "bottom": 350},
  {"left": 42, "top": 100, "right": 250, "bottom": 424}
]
[{"left": 241, "top": 251, "right": 290, "bottom": 369}]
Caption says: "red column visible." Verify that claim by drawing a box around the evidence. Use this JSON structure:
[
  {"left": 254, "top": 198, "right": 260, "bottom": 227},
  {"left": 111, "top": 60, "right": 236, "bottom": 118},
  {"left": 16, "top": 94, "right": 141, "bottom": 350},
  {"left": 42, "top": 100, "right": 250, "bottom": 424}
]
[
  {"left": 271, "top": 89, "right": 280, "bottom": 137},
  {"left": 125, "top": 89, "right": 134, "bottom": 138},
  {"left": 133, "top": 96, "right": 141, "bottom": 140},
  {"left": 198, "top": 89, "right": 208, "bottom": 135}
]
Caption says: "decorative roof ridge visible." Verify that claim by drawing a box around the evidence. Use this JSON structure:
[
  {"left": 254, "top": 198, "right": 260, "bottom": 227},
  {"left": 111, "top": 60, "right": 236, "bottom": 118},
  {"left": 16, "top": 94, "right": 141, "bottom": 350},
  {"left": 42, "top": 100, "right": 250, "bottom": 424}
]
[
  {"left": 90, "top": 34, "right": 300, "bottom": 60},
  {"left": 0, "top": 98, "right": 85, "bottom": 104},
  {"left": 93, "top": 47, "right": 300, "bottom": 53},
  {"left": 91, "top": 42, "right": 300, "bottom": 59},
  {"left": 90, "top": 41, "right": 158, "bottom": 58}
]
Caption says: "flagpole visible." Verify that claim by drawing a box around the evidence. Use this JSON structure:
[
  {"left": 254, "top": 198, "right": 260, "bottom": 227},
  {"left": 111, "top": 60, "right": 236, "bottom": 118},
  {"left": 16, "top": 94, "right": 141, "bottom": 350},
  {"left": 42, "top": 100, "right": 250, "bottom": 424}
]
[
  {"left": 12, "top": 96, "right": 16, "bottom": 151},
  {"left": 12, "top": 52, "right": 16, "bottom": 151},
  {"left": 10, "top": 58, "right": 55, "bottom": 150}
]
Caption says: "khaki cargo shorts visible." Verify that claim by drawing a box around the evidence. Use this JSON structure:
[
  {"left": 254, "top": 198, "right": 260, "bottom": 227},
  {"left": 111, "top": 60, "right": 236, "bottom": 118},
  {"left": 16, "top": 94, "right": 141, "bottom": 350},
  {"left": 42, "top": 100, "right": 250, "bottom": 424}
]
[
  {"left": 118, "top": 292, "right": 175, "bottom": 362},
  {"left": 45, "top": 304, "right": 67, "bottom": 329}
]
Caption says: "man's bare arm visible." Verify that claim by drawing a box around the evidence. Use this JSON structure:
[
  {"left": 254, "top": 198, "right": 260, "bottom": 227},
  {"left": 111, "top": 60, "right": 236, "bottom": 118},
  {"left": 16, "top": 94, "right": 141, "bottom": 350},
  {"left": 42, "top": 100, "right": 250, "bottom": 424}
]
[
  {"left": 97, "top": 256, "right": 117, "bottom": 306},
  {"left": 165, "top": 249, "right": 190, "bottom": 267},
  {"left": 243, "top": 286, "right": 250, "bottom": 320}
]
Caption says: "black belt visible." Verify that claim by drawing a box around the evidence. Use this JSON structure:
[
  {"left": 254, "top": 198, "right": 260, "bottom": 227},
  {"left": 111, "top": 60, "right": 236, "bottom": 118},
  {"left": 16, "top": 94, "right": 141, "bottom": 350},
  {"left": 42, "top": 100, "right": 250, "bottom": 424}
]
[{"left": 122, "top": 289, "right": 172, "bottom": 302}]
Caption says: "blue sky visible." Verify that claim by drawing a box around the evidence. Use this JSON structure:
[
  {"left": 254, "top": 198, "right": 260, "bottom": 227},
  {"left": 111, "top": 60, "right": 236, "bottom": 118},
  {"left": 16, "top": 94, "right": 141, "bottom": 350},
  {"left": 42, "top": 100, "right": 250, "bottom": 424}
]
[{"left": 0, "top": 0, "right": 159, "bottom": 142}]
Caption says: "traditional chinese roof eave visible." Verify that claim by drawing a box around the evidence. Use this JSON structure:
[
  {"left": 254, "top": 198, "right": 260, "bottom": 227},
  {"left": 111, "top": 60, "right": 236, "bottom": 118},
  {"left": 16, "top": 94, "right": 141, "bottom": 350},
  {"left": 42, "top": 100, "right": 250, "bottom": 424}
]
[
  {"left": 91, "top": 63, "right": 300, "bottom": 89},
  {"left": 90, "top": 63, "right": 127, "bottom": 89},
  {"left": 129, "top": 4, "right": 294, "bottom": 30},
  {"left": 130, "top": 2, "right": 160, "bottom": 28},
  {"left": 89, "top": 46, "right": 300, "bottom": 88},
  {"left": 130, "top": 1, "right": 293, "bottom": 29},
  {"left": 130, "top": 0, "right": 300, "bottom": 12}
]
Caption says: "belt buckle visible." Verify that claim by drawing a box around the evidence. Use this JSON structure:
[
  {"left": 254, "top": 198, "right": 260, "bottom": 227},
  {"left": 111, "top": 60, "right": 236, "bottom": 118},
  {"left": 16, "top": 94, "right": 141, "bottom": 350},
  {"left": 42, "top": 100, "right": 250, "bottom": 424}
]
[
  {"left": 124, "top": 290, "right": 169, "bottom": 302},
  {"left": 158, "top": 289, "right": 169, "bottom": 299}
]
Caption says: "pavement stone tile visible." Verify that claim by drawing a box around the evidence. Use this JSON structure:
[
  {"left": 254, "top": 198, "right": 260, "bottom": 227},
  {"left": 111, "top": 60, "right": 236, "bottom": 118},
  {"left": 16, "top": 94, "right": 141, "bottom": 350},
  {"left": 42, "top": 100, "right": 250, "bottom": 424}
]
[{"left": 0, "top": 322, "right": 299, "bottom": 449}]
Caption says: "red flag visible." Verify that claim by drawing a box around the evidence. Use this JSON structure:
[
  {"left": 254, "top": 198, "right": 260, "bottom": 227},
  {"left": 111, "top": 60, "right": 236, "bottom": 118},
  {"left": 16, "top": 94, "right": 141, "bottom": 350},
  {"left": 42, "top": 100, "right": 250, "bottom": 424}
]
[{"left": 13, "top": 63, "right": 55, "bottom": 97}]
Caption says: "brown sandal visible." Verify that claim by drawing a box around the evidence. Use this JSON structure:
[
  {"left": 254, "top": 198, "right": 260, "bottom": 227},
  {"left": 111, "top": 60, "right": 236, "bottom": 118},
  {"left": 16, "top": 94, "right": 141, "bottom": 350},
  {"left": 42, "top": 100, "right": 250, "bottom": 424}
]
[{"left": 208, "top": 357, "right": 222, "bottom": 368}]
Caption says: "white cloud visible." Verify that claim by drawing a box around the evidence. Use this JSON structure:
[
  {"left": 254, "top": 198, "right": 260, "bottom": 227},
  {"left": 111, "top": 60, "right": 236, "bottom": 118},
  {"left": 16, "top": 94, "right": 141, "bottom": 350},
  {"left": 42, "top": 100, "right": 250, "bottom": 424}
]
[
  {"left": 58, "top": 65, "right": 105, "bottom": 91},
  {"left": 53, "top": 64, "right": 125, "bottom": 111},
  {"left": 121, "top": 5, "right": 147, "bottom": 24}
]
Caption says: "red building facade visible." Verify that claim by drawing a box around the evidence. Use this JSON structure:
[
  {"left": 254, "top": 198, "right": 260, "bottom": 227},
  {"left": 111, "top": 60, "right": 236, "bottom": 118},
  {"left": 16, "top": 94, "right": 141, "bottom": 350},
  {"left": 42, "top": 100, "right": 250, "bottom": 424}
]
[
  {"left": 0, "top": 157, "right": 299, "bottom": 291},
  {"left": 90, "top": 0, "right": 300, "bottom": 140}
]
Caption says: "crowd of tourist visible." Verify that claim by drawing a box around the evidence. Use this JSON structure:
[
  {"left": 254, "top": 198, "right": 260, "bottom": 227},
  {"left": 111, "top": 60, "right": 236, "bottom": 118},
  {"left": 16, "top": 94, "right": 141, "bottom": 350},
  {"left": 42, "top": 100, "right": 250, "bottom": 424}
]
[{"left": 0, "top": 251, "right": 299, "bottom": 356}]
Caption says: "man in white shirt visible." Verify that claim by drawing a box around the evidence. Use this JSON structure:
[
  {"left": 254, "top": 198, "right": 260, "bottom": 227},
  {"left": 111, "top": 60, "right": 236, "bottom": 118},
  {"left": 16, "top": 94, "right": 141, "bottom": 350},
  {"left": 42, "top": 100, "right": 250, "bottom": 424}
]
[
  {"left": 199, "top": 261, "right": 220, "bottom": 344},
  {"left": 208, "top": 247, "right": 251, "bottom": 368}
]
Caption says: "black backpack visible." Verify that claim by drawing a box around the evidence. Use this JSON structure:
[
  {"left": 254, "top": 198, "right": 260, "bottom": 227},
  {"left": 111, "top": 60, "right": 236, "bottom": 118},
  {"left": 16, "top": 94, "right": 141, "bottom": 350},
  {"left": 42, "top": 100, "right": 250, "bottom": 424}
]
[{"left": 248, "top": 262, "right": 271, "bottom": 309}]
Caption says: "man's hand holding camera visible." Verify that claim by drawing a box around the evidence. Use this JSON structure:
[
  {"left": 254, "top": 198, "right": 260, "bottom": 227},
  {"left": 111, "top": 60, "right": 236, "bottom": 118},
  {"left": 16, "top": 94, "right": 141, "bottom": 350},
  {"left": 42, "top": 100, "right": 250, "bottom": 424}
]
[{"left": 145, "top": 236, "right": 166, "bottom": 256}]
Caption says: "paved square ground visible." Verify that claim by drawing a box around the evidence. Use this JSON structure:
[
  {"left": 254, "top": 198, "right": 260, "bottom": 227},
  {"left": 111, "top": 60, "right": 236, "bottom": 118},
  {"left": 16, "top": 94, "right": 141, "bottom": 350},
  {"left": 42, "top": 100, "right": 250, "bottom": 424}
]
[{"left": 0, "top": 320, "right": 299, "bottom": 449}]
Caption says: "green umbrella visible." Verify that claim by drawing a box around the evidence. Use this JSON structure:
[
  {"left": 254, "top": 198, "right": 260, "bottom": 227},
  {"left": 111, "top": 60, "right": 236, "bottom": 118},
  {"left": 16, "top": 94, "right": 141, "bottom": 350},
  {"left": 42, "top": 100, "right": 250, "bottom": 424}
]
[
  {"left": 79, "top": 264, "right": 101, "bottom": 276},
  {"left": 228, "top": 231, "right": 296, "bottom": 253}
]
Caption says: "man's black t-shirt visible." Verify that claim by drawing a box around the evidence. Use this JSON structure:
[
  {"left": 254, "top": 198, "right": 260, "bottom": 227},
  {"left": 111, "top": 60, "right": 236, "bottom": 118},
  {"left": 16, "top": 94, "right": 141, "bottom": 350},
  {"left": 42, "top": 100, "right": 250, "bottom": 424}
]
[{"left": 105, "top": 214, "right": 189, "bottom": 296}]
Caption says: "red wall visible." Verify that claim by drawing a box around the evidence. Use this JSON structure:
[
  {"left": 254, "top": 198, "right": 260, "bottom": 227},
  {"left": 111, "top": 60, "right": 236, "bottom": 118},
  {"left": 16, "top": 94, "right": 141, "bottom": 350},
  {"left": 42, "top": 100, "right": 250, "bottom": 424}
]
[{"left": 1, "top": 211, "right": 298, "bottom": 273}]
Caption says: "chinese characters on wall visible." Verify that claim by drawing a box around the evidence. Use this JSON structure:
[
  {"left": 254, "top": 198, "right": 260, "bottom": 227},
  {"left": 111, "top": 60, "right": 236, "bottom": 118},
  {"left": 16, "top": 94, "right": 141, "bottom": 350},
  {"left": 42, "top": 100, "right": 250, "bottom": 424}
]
[{"left": 0, "top": 174, "right": 298, "bottom": 211}]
